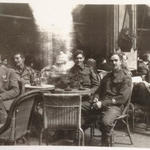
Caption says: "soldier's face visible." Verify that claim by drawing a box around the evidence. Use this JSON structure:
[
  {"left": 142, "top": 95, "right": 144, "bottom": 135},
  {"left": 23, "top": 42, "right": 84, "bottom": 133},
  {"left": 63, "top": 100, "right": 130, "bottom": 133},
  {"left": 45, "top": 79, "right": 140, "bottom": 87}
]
[
  {"left": 14, "top": 54, "right": 24, "bottom": 67},
  {"left": 110, "top": 54, "right": 122, "bottom": 70},
  {"left": 75, "top": 54, "right": 85, "bottom": 66}
]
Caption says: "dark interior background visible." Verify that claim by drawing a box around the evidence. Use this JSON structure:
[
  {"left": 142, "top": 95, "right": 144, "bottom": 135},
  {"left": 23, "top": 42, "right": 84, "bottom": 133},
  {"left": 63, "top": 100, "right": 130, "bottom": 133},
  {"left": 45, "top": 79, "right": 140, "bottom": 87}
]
[
  {"left": 72, "top": 5, "right": 110, "bottom": 66},
  {"left": 0, "top": 3, "right": 41, "bottom": 69},
  {"left": 0, "top": 4, "right": 112, "bottom": 69}
]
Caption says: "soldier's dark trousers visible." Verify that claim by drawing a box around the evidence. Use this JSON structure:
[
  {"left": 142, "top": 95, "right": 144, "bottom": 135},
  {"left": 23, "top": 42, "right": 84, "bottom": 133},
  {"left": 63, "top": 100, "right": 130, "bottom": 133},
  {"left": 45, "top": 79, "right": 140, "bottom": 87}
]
[
  {"left": 81, "top": 99, "right": 122, "bottom": 146},
  {"left": 98, "top": 106, "right": 121, "bottom": 146},
  {"left": 81, "top": 99, "right": 101, "bottom": 131}
]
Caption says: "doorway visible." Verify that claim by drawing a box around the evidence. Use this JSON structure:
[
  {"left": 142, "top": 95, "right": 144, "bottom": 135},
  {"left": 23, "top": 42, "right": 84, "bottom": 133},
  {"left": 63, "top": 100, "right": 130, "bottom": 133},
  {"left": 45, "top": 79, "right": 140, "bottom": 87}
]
[{"left": 72, "top": 5, "right": 113, "bottom": 66}]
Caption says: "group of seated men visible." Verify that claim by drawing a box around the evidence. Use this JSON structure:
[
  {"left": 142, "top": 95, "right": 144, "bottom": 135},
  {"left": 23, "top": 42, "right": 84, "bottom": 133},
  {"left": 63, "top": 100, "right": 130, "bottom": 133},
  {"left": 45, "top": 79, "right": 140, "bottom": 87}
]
[
  {"left": 0, "top": 50, "right": 132, "bottom": 146},
  {"left": 0, "top": 52, "right": 35, "bottom": 124}
]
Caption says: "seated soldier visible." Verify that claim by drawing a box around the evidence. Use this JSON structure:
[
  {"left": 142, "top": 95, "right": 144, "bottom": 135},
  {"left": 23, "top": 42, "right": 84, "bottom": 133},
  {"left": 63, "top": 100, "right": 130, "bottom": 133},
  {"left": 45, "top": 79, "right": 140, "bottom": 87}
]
[
  {"left": 0, "top": 54, "right": 20, "bottom": 123},
  {"left": 68, "top": 50, "right": 99, "bottom": 128},
  {"left": 132, "top": 53, "right": 150, "bottom": 105},
  {"left": 13, "top": 52, "right": 35, "bottom": 87},
  {"left": 48, "top": 50, "right": 99, "bottom": 141},
  {"left": 137, "top": 53, "right": 150, "bottom": 82},
  {"left": 13, "top": 53, "right": 40, "bottom": 136},
  {"left": 91, "top": 52, "right": 132, "bottom": 146},
  {"left": 68, "top": 50, "right": 99, "bottom": 92}
]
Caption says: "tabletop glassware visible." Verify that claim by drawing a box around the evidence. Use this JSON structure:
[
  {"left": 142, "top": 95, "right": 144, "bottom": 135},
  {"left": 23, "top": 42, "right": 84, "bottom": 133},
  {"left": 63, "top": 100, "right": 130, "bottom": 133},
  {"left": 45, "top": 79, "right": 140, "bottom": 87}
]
[
  {"left": 34, "top": 77, "right": 41, "bottom": 86},
  {"left": 40, "top": 76, "right": 47, "bottom": 86},
  {"left": 33, "top": 72, "right": 41, "bottom": 86}
]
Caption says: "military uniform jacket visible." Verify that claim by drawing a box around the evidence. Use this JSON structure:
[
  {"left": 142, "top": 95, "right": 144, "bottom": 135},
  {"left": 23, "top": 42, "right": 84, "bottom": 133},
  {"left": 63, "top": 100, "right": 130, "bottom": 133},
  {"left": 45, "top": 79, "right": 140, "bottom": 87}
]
[
  {"left": 0, "top": 66, "right": 19, "bottom": 100},
  {"left": 94, "top": 68, "right": 132, "bottom": 106},
  {"left": 15, "top": 65, "right": 35, "bottom": 85},
  {"left": 69, "top": 64, "right": 99, "bottom": 94}
]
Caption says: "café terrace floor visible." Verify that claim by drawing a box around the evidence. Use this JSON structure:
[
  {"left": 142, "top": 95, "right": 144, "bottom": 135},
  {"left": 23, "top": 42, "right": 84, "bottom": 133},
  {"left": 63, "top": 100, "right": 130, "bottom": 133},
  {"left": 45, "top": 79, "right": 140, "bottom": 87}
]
[{"left": 24, "top": 122, "right": 150, "bottom": 148}]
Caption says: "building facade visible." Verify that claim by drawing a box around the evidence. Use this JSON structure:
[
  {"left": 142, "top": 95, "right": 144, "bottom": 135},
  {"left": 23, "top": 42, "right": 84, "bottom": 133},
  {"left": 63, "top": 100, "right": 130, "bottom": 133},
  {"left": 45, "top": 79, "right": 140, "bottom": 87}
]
[{"left": 0, "top": 4, "right": 148, "bottom": 70}]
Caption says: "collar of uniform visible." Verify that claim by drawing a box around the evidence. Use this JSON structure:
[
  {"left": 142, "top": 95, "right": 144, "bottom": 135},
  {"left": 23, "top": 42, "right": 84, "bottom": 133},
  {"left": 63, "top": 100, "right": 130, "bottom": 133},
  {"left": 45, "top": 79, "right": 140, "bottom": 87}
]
[
  {"left": 112, "top": 68, "right": 125, "bottom": 83},
  {"left": 74, "top": 64, "right": 85, "bottom": 70},
  {"left": 16, "top": 64, "right": 27, "bottom": 73}
]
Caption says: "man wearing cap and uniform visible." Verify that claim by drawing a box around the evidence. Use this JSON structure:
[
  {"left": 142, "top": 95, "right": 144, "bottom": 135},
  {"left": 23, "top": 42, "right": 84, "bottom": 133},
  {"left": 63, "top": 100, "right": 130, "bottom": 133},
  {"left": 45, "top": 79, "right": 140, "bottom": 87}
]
[{"left": 14, "top": 52, "right": 35, "bottom": 86}]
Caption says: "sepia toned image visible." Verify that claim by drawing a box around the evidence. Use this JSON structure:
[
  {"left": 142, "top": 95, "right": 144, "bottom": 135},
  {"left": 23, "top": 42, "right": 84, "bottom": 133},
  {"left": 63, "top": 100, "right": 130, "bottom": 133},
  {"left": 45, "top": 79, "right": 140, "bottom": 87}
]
[{"left": 0, "top": 0, "right": 150, "bottom": 148}]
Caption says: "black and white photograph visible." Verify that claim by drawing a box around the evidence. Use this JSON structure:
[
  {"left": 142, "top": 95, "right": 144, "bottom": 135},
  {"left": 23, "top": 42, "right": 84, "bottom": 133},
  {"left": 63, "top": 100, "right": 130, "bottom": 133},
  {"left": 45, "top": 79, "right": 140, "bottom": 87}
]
[{"left": 0, "top": 0, "right": 149, "bottom": 148}]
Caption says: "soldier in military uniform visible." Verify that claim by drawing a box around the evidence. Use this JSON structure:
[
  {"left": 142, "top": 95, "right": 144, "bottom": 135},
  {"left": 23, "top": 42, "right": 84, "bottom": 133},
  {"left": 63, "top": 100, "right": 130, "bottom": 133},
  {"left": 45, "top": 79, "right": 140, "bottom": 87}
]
[
  {"left": 68, "top": 50, "right": 99, "bottom": 128},
  {"left": 132, "top": 53, "right": 150, "bottom": 106},
  {"left": 92, "top": 52, "right": 132, "bottom": 146},
  {"left": 0, "top": 54, "right": 19, "bottom": 123},
  {"left": 137, "top": 53, "right": 150, "bottom": 82},
  {"left": 13, "top": 52, "right": 35, "bottom": 87},
  {"left": 13, "top": 53, "right": 40, "bottom": 136},
  {"left": 69, "top": 50, "right": 99, "bottom": 93}
]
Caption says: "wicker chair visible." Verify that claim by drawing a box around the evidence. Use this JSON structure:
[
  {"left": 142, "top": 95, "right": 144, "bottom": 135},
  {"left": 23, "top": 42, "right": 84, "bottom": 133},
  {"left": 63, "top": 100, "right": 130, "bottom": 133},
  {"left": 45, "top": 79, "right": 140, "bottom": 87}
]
[
  {"left": 3, "top": 80, "right": 25, "bottom": 111},
  {"left": 109, "top": 83, "right": 134, "bottom": 146},
  {"left": 131, "top": 82, "right": 150, "bottom": 132},
  {"left": 0, "top": 90, "right": 42, "bottom": 145},
  {"left": 40, "top": 93, "right": 84, "bottom": 146},
  {"left": 131, "top": 103, "right": 150, "bottom": 132}
]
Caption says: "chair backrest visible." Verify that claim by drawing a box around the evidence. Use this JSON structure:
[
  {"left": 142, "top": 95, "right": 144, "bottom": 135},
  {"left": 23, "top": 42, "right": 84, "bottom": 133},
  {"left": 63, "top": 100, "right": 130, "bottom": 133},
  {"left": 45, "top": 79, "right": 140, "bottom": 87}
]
[
  {"left": 122, "top": 83, "right": 133, "bottom": 115},
  {"left": 0, "top": 90, "right": 42, "bottom": 141},
  {"left": 43, "top": 93, "right": 82, "bottom": 130}
]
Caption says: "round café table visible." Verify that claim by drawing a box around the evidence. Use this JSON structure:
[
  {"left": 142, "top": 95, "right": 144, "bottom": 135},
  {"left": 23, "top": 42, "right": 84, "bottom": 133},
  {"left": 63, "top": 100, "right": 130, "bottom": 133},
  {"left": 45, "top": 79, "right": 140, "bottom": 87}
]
[
  {"left": 25, "top": 84, "right": 55, "bottom": 112},
  {"left": 25, "top": 84, "right": 55, "bottom": 92}
]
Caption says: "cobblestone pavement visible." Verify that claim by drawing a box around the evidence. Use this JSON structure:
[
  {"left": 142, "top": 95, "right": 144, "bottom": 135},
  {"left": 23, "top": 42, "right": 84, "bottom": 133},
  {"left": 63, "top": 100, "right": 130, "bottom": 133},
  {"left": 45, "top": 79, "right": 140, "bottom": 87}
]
[{"left": 25, "top": 123, "right": 150, "bottom": 148}]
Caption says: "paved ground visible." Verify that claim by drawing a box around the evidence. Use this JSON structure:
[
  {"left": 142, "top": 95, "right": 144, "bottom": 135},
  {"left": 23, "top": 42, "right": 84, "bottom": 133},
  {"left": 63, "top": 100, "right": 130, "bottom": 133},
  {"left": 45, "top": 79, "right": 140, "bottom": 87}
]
[{"left": 25, "top": 123, "right": 150, "bottom": 148}]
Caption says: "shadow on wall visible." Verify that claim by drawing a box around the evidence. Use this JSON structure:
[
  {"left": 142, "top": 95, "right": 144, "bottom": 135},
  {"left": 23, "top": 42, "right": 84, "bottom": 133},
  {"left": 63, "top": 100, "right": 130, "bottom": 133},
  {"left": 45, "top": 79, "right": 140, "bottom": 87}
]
[
  {"left": 72, "top": 4, "right": 109, "bottom": 63},
  {"left": 0, "top": 3, "right": 42, "bottom": 70}
]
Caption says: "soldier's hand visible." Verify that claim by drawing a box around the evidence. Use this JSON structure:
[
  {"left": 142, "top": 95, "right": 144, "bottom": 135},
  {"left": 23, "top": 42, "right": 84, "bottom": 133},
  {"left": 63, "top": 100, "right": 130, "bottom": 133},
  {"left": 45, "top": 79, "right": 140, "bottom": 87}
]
[{"left": 93, "top": 101, "right": 102, "bottom": 110}]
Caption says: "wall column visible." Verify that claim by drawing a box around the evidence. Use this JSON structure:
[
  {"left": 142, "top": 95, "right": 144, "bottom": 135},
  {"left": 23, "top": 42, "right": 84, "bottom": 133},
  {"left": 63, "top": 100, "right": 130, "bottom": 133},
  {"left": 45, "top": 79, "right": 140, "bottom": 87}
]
[
  {"left": 131, "top": 5, "right": 137, "bottom": 50},
  {"left": 113, "top": 5, "right": 119, "bottom": 51}
]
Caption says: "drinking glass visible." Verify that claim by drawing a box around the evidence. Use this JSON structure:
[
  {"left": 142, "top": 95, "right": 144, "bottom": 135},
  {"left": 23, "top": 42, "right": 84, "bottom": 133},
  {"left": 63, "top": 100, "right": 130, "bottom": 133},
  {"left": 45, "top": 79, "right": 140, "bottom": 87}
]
[{"left": 40, "top": 76, "right": 47, "bottom": 86}]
